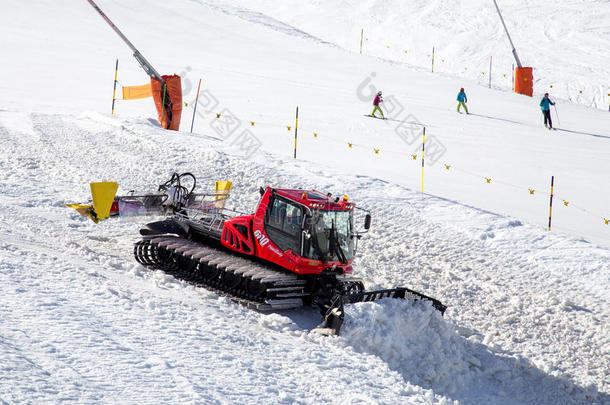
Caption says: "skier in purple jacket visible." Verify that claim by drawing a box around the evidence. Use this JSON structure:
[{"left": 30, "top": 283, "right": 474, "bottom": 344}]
[{"left": 370, "top": 91, "right": 384, "bottom": 118}]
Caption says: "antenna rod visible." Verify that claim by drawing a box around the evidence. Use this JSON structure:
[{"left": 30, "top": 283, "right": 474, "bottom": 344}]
[
  {"left": 85, "top": 0, "right": 164, "bottom": 82},
  {"left": 492, "top": 0, "right": 522, "bottom": 68}
]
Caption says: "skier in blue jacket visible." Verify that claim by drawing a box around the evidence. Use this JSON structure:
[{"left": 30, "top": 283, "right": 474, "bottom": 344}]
[
  {"left": 540, "top": 93, "right": 556, "bottom": 129},
  {"left": 456, "top": 88, "right": 468, "bottom": 114}
]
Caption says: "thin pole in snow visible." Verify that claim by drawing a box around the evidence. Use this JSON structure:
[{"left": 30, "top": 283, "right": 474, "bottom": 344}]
[
  {"left": 431, "top": 46, "right": 435, "bottom": 73},
  {"left": 111, "top": 59, "right": 118, "bottom": 115},
  {"left": 421, "top": 127, "right": 425, "bottom": 193},
  {"left": 360, "top": 29, "right": 364, "bottom": 54},
  {"left": 489, "top": 56, "right": 492, "bottom": 88},
  {"left": 548, "top": 175, "right": 554, "bottom": 231},
  {"left": 294, "top": 106, "right": 299, "bottom": 159},
  {"left": 190, "top": 78, "right": 202, "bottom": 133}
]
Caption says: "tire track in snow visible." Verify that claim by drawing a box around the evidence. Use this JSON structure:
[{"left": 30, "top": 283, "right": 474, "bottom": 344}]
[
  {"left": 1, "top": 112, "right": 608, "bottom": 403},
  {"left": 1, "top": 114, "right": 451, "bottom": 404}
]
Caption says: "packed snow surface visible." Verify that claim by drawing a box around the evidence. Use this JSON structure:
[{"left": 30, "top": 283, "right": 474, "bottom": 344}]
[
  {"left": 248, "top": 0, "right": 610, "bottom": 110},
  {"left": 1, "top": 0, "right": 609, "bottom": 404}
]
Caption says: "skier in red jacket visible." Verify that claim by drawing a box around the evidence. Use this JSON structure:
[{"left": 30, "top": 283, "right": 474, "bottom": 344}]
[{"left": 370, "top": 91, "right": 384, "bottom": 118}]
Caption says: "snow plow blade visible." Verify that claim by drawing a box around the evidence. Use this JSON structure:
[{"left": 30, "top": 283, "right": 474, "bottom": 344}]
[{"left": 314, "top": 288, "right": 447, "bottom": 336}]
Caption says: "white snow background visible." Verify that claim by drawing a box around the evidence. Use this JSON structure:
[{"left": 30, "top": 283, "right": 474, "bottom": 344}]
[{"left": 0, "top": 1, "right": 608, "bottom": 404}]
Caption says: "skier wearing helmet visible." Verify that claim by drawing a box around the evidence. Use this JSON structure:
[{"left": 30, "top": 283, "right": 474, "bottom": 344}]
[
  {"left": 457, "top": 88, "right": 469, "bottom": 114},
  {"left": 370, "top": 91, "right": 385, "bottom": 118}
]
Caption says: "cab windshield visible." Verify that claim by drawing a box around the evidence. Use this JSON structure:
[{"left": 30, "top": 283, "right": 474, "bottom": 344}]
[{"left": 305, "top": 209, "right": 354, "bottom": 263}]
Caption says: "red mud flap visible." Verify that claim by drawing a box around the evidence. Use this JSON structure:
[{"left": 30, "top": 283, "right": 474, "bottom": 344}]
[{"left": 313, "top": 288, "right": 447, "bottom": 336}]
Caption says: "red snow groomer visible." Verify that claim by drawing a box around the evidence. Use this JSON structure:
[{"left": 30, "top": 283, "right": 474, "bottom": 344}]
[{"left": 127, "top": 174, "right": 446, "bottom": 335}]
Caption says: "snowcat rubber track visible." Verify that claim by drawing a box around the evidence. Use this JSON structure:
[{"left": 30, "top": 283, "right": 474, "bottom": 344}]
[{"left": 134, "top": 236, "right": 306, "bottom": 311}]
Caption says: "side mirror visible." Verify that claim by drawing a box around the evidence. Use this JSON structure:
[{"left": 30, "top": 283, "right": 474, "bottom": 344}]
[{"left": 364, "top": 214, "right": 371, "bottom": 230}]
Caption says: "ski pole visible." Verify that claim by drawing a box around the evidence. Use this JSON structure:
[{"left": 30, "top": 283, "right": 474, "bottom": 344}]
[
  {"left": 380, "top": 101, "right": 387, "bottom": 119},
  {"left": 553, "top": 103, "right": 560, "bottom": 127}
]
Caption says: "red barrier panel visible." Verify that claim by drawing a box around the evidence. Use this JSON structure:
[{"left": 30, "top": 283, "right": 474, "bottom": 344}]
[
  {"left": 151, "top": 75, "right": 182, "bottom": 130},
  {"left": 514, "top": 67, "right": 533, "bottom": 97}
]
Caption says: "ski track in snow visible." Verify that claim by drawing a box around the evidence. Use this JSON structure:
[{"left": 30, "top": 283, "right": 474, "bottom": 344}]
[
  {"left": 0, "top": 113, "right": 443, "bottom": 404},
  {"left": 245, "top": 0, "right": 610, "bottom": 110},
  {"left": 1, "top": 0, "right": 609, "bottom": 403},
  {"left": 1, "top": 112, "right": 608, "bottom": 404},
  {"left": 189, "top": 0, "right": 335, "bottom": 47}
]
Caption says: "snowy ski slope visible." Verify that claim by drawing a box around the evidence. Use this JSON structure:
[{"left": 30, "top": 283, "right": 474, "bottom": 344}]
[
  {"left": 1, "top": 1, "right": 609, "bottom": 404},
  {"left": 247, "top": 0, "right": 610, "bottom": 110}
]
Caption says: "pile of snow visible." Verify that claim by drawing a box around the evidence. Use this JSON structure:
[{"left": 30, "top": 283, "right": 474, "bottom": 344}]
[
  {"left": 340, "top": 299, "right": 603, "bottom": 404},
  {"left": 341, "top": 300, "right": 471, "bottom": 394}
]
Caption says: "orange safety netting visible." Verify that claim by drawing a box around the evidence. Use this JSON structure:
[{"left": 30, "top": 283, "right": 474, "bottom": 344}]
[{"left": 151, "top": 75, "right": 182, "bottom": 130}]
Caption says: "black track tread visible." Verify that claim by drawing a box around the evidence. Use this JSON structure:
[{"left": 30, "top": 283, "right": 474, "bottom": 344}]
[{"left": 134, "top": 236, "right": 304, "bottom": 310}]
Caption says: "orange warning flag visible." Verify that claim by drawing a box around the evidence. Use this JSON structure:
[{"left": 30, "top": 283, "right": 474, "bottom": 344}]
[{"left": 122, "top": 83, "right": 152, "bottom": 100}]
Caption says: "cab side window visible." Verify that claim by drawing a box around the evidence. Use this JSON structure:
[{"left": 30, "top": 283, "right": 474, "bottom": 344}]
[{"left": 264, "top": 198, "right": 302, "bottom": 252}]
